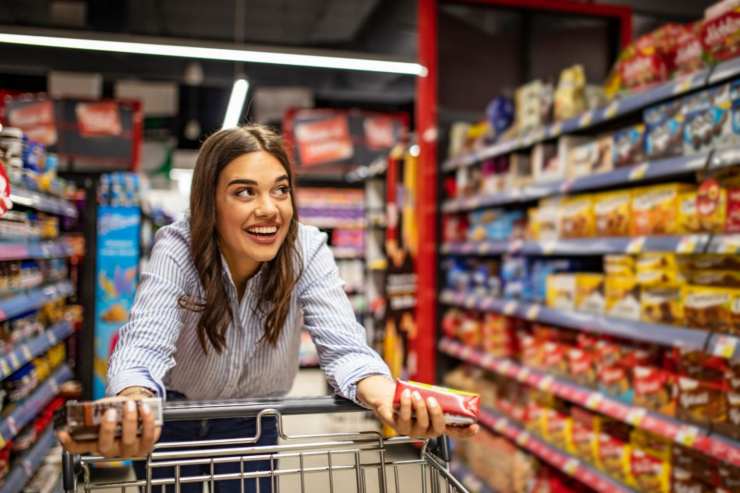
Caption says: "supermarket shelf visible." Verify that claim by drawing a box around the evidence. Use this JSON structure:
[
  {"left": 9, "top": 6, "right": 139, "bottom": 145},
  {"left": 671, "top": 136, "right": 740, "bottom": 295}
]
[
  {"left": 9, "top": 187, "right": 78, "bottom": 219},
  {"left": 332, "top": 248, "right": 365, "bottom": 260},
  {"left": 442, "top": 67, "right": 718, "bottom": 173},
  {"left": 439, "top": 290, "right": 726, "bottom": 358},
  {"left": 0, "top": 240, "right": 73, "bottom": 262},
  {"left": 477, "top": 407, "right": 635, "bottom": 493},
  {"left": 0, "top": 281, "right": 75, "bottom": 322},
  {"left": 0, "top": 426, "right": 57, "bottom": 493},
  {"left": 441, "top": 338, "right": 740, "bottom": 468},
  {"left": 0, "top": 321, "right": 74, "bottom": 379},
  {"left": 441, "top": 233, "right": 740, "bottom": 256},
  {"left": 441, "top": 151, "right": 713, "bottom": 213},
  {"left": 449, "top": 461, "right": 498, "bottom": 493},
  {"left": 0, "top": 364, "right": 72, "bottom": 448}
]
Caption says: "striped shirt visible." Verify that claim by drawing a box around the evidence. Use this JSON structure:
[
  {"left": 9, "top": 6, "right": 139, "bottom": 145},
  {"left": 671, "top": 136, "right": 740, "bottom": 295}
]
[{"left": 106, "top": 219, "right": 390, "bottom": 403}]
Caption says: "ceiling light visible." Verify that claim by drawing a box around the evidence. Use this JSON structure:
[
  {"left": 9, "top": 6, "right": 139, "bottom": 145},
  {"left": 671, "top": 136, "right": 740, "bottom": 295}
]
[
  {"left": 0, "top": 31, "right": 427, "bottom": 76},
  {"left": 222, "top": 79, "right": 249, "bottom": 129}
]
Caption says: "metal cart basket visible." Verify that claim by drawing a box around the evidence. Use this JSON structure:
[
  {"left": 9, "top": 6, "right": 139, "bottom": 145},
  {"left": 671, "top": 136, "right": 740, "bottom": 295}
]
[{"left": 62, "top": 396, "right": 470, "bottom": 493}]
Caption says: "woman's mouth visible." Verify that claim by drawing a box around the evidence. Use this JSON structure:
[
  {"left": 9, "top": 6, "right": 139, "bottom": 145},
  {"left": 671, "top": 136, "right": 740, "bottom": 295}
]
[{"left": 244, "top": 224, "right": 280, "bottom": 245}]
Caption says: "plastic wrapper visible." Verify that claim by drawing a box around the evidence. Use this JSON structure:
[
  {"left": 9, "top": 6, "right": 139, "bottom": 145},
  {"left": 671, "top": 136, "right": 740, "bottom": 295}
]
[
  {"left": 393, "top": 380, "right": 480, "bottom": 426},
  {"left": 59, "top": 398, "right": 163, "bottom": 441}
]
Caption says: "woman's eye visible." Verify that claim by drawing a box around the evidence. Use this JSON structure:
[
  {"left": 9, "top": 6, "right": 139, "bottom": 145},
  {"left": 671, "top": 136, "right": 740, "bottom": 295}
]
[
  {"left": 235, "top": 188, "right": 256, "bottom": 198},
  {"left": 275, "top": 185, "right": 291, "bottom": 196}
]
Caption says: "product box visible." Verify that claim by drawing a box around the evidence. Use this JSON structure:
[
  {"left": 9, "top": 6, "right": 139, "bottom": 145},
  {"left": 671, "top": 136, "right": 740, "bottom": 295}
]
[
  {"left": 568, "top": 135, "right": 614, "bottom": 178},
  {"left": 481, "top": 313, "right": 515, "bottom": 358},
  {"left": 700, "top": 6, "right": 740, "bottom": 63},
  {"left": 597, "top": 360, "right": 633, "bottom": 403},
  {"left": 604, "top": 255, "right": 635, "bottom": 276},
  {"left": 686, "top": 269, "right": 740, "bottom": 288},
  {"left": 540, "top": 408, "right": 572, "bottom": 451},
  {"left": 677, "top": 191, "right": 700, "bottom": 233},
  {"left": 681, "top": 253, "right": 740, "bottom": 271},
  {"left": 697, "top": 177, "right": 740, "bottom": 233},
  {"left": 541, "top": 341, "right": 569, "bottom": 376},
  {"left": 641, "top": 284, "right": 684, "bottom": 325},
  {"left": 644, "top": 99, "right": 685, "bottom": 160},
  {"left": 575, "top": 273, "right": 605, "bottom": 314},
  {"left": 633, "top": 365, "right": 676, "bottom": 416},
  {"left": 560, "top": 195, "right": 595, "bottom": 238},
  {"left": 516, "top": 80, "right": 551, "bottom": 132},
  {"left": 677, "top": 376, "right": 727, "bottom": 426},
  {"left": 605, "top": 275, "right": 641, "bottom": 320},
  {"left": 567, "top": 407, "right": 599, "bottom": 461},
  {"left": 613, "top": 124, "right": 646, "bottom": 167},
  {"left": 683, "top": 284, "right": 740, "bottom": 334},
  {"left": 507, "top": 153, "right": 533, "bottom": 188},
  {"left": 631, "top": 183, "right": 695, "bottom": 235},
  {"left": 683, "top": 85, "right": 732, "bottom": 154},
  {"left": 532, "top": 142, "right": 566, "bottom": 183},
  {"left": 567, "top": 348, "right": 596, "bottom": 387},
  {"left": 532, "top": 197, "right": 563, "bottom": 241},
  {"left": 593, "top": 421, "right": 634, "bottom": 485},
  {"left": 546, "top": 274, "right": 576, "bottom": 310},
  {"left": 630, "top": 449, "right": 670, "bottom": 493},
  {"left": 594, "top": 190, "right": 632, "bottom": 237},
  {"left": 674, "top": 22, "right": 706, "bottom": 76}
]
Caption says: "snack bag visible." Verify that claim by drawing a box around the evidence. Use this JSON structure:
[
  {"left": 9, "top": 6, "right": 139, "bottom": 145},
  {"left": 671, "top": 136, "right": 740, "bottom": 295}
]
[
  {"left": 59, "top": 398, "right": 163, "bottom": 441},
  {"left": 393, "top": 380, "right": 480, "bottom": 426},
  {"left": 701, "top": 6, "right": 740, "bottom": 63},
  {"left": 644, "top": 99, "right": 685, "bottom": 160},
  {"left": 674, "top": 22, "right": 706, "bottom": 76},
  {"left": 560, "top": 195, "right": 595, "bottom": 238},
  {"left": 594, "top": 190, "right": 632, "bottom": 237},
  {"left": 613, "top": 124, "right": 646, "bottom": 167}
]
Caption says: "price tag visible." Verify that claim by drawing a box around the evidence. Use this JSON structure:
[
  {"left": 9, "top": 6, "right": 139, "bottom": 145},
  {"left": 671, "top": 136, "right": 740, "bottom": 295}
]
[
  {"left": 517, "top": 367, "right": 531, "bottom": 381},
  {"left": 550, "top": 122, "right": 562, "bottom": 137},
  {"left": 494, "top": 419, "right": 507, "bottom": 433},
  {"left": 563, "top": 458, "right": 580, "bottom": 475},
  {"left": 0, "top": 360, "right": 9, "bottom": 376},
  {"left": 538, "top": 375, "right": 555, "bottom": 392},
  {"left": 675, "top": 426, "right": 700, "bottom": 447},
  {"left": 50, "top": 379, "right": 59, "bottom": 394},
  {"left": 677, "top": 235, "right": 700, "bottom": 254},
  {"left": 673, "top": 76, "right": 694, "bottom": 95},
  {"left": 516, "top": 432, "right": 530, "bottom": 446},
  {"left": 586, "top": 393, "right": 603, "bottom": 410},
  {"left": 48, "top": 331, "right": 57, "bottom": 344},
  {"left": 504, "top": 301, "right": 518, "bottom": 315},
  {"left": 460, "top": 346, "right": 472, "bottom": 360},
  {"left": 542, "top": 241, "right": 557, "bottom": 254},
  {"left": 465, "top": 295, "right": 477, "bottom": 308},
  {"left": 559, "top": 179, "right": 574, "bottom": 194},
  {"left": 477, "top": 242, "right": 490, "bottom": 254},
  {"left": 717, "top": 235, "right": 740, "bottom": 254},
  {"left": 526, "top": 305, "right": 541, "bottom": 320},
  {"left": 629, "top": 163, "right": 649, "bottom": 181},
  {"left": 21, "top": 346, "right": 32, "bottom": 361},
  {"left": 508, "top": 239, "right": 523, "bottom": 253},
  {"left": 22, "top": 460, "right": 33, "bottom": 477},
  {"left": 713, "top": 336, "right": 738, "bottom": 359},
  {"left": 626, "top": 408, "right": 647, "bottom": 426},
  {"left": 604, "top": 101, "right": 620, "bottom": 119},
  {"left": 9, "top": 353, "right": 19, "bottom": 369},
  {"left": 7, "top": 417, "right": 17, "bottom": 435},
  {"left": 499, "top": 360, "right": 512, "bottom": 373},
  {"left": 481, "top": 354, "right": 496, "bottom": 368},
  {"left": 627, "top": 237, "right": 646, "bottom": 254},
  {"left": 579, "top": 111, "right": 593, "bottom": 127}
]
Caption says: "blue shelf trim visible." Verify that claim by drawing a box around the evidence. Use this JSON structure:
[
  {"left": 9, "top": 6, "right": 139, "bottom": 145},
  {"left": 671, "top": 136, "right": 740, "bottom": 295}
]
[
  {"left": 0, "top": 240, "right": 73, "bottom": 262},
  {"left": 0, "top": 321, "right": 74, "bottom": 380},
  {"left": 0, "top": 427, "right": 57, "bottom": 493},
  {"left": 0, "top": 282, "right": 75, "bottom": 323},
  {"left": 441, "top": 234, "right": 740, "bottom": 256},
  {"left": 9, "top": 187, "right": 78, "bottom": 219},
  {"left": 440, "top": 290, "right": 712, "bottom": 354},
  {"left": 441, "top": 64, "right": 726, "bottom": 173},
  {"left": 449, "top": 462, "right": 498, "bottom": 493},
  {"left": 0, "top": 364, "right": 72, "bottom": 448}
]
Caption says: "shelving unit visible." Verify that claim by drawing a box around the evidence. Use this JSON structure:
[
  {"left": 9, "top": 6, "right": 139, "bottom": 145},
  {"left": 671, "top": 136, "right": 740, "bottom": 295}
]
[
  {"left": 478, "top": 408, "right": 636, "bottom": 493},
  {"left": 439, "top": 289, "right": 738, "bottom": 361},
  {"left": 0, "top": 240, "right": 74, "bottom": 262},
  {"left": 0, "top": 281, "right": 75, "bottom": 322},
  {"left": 440, "top": 338, "right": 740, "bottom": 468},
  {"left": 449, "top": 461, "right": 499, "bottom": 493},
  {"left": 0, "top": 426, "right": 57, "bottom": 493},
  {"left": 0, "top": 321, "right": 74, "bottom": 378},
  {"left": 8, "top": 187, "right": 78, "bottom": 219}
]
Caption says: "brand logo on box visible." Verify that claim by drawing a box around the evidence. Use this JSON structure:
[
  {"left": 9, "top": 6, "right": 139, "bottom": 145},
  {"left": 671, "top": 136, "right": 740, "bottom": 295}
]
[{"left": 76, "top": 102, "right": 123, "bottom": 137}]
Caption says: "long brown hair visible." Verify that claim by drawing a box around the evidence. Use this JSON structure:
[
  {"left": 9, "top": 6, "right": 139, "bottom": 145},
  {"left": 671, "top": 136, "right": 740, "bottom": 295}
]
[{"left": 179, "top": 124, "right": 302, "bottom": 354}]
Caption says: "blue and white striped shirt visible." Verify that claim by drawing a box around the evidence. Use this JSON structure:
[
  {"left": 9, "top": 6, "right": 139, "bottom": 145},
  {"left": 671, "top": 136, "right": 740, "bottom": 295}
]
[{"left": 106, "top": 219, "right": 390, "bottom": 403}]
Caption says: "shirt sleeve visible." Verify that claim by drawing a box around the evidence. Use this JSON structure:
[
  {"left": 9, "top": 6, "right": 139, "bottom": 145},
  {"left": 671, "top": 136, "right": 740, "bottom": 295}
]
[
  {"left": 297, "top": 226, "right": 391, "bottom": 405},
  {"left": 106, "top": 226, "right": 192, "bottom": 399}
]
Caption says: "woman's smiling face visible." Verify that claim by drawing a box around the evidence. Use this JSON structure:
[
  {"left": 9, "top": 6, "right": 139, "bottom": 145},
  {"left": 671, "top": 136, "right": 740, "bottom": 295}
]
[{"left": 215, "top": 150, "right": 294, "bottom": 278}]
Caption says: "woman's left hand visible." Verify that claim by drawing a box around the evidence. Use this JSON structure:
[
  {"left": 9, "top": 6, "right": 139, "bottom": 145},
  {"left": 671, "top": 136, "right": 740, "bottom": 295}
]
[{"left": 356, "top": 375, "right": 479, "bottom": 440}]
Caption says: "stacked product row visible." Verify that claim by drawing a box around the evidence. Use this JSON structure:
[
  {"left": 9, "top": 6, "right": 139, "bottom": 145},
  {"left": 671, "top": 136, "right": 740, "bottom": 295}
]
[{"left": 445, "top": 363, "right": 739, "bottom": 493}]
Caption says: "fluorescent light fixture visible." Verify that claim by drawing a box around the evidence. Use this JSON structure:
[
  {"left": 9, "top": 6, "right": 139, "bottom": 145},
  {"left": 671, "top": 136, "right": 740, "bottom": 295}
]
[
  {"left": 222, "top": 79, "right": 249, "bottom": 129},
  {"left": 0, "top": 32, "right": 427, "bottom": 76}
]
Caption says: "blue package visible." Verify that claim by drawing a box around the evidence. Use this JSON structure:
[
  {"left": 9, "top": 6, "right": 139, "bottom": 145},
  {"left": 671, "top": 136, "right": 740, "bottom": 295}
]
[
  {"left": 485, "top": 211, "right": 524, "bottom": 241},
  {"left": 486, "top": 96, "right": 515, "bottom": 141},
  {"left": 613, "top": 124, "right": 646, "bottom": 167},
  {"left": 683, "top": 85, "right": 731, "bottom": 155},
  {"left": 446, "top": 259, "right": 472, "bottom": 292},
  {"left": 644, "top": 99, "right": 684, "bottom": 160}
]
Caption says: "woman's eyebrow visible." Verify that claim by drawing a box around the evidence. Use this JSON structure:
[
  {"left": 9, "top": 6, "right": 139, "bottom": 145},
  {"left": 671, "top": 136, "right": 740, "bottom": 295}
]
[
  {"left": 274, "top": 175, "right": 289, "bottom": 183},
  {"left": 227, "top": 178, "right": 258, "bottom": 187}
]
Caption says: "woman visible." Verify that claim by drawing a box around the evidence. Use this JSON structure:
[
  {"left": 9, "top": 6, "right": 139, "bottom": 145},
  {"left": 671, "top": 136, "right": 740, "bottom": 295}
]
[{"left": 58, "top": 124, "right": 478, "bottom": 491}]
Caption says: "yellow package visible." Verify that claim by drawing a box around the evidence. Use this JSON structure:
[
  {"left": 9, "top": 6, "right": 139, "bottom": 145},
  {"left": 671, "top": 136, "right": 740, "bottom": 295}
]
[
  {"left": 683, "top": 285, "right": 740, "bottom": 335},
  {"left": 536, "top": 197, "right": 563, "bottom": 241},
  {"left": 527, "top": 207, "right": 541, "bottom": 240},
  {"left": 636, "top": 253, "right": 680, "bottom": 272},
  {"left": 678, "top": 192, "right": 700, "bottom": 233},
  {"left": 697, "top": 179, "right": 727, "bottom": 233},
  {"left": 641, "top": 285, "right": 684, "bottom": 325},
  {"left": 594, "top": 190, "right": 632, "bottom": 237},
  {"left": 605, "top": 275, "right": 641, "bottom": 320},
  {"left": 631, "top": 183, "right": 695, "bottom": 236},
  {"left": 576, "top": 273, "right": 605, "bottom": 314},
  {"left": 604, "top": 255, "right": 635, "bottom": 276},
  {"left": 547, "top": 274, "right": 576, "bottom": 310},
  {"left": 561, "top": 194, "right": 595, "bottom": 238},
  {"left": 686, "top": 270, "right": 740, "bottom": 288}
]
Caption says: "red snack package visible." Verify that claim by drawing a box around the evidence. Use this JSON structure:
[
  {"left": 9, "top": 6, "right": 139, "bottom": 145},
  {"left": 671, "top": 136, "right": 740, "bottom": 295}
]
[
  {"left": 701, "top": 7, "right": 740, "bottom": 63},
  {"left": 393, "top": 380, "right": 480, "bottom": 426}
]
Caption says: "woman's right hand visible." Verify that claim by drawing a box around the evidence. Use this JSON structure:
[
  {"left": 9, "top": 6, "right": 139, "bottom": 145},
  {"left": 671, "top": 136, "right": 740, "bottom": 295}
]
[{"left": 57, "top": 391, "right": 161, "bottom": 458}]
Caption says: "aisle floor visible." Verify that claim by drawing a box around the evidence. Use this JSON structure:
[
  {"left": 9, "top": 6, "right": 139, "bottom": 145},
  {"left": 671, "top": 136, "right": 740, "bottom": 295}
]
[{"left": 83, "top": 370, "right": 430, "bottom": 493}]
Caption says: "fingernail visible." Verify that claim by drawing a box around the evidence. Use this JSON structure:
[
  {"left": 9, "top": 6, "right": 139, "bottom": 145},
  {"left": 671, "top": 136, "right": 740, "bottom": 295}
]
[
  {"left": 106, "top": 409, "right": 118, "bottom": 422},
  {"left": 402, "top": 389, "right": 411, "bottom": 399},
  {"left": 141, "top": 403, "right": 151, "bottom": 415},
  {"left": 127, "top": 400, "right": 136, "bottom": 413},
  {"left": 427, "top": 397, "right": 438, "bottom": 408},
  {"left": 412, "top": 391, "right": 422, "bottom": 401}
]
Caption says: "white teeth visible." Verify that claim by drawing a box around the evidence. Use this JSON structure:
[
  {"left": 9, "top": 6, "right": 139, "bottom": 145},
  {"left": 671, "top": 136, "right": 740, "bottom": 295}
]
[{"left": 247, "top": 226, "right": 278, "bottom": 234}]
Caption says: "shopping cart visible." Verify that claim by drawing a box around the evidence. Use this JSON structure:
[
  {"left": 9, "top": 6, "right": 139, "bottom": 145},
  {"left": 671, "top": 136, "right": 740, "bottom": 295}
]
[{"left": 62, "top": 396, "right": 470, "bottom": 493}]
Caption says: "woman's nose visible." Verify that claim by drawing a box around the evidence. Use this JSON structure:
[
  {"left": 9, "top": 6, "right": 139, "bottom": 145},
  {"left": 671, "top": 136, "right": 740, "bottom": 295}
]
[{"left": 255, "top": 196, "right": 278, "bottom": 217}]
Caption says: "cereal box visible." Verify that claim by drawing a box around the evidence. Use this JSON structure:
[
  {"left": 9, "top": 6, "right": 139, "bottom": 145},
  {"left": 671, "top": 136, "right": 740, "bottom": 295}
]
[
  {"left": 641, "top": 285, "right": 684, "bottom": 325},
  {"left": 683, "top": 285, "right": 740, "bottom": 334},
  {"left": 613, "top": 124, "right": 646, "bottom": 167},
  {"left": 575, "top": 273, "right": 605, "bottom": 314},
  {"left": 631, "top": 183, "right": 694, "bottom": 235},
  {"left": 700, "top": 6, "right": 740, "bottom": 63},
  {"left": 606, "top": 276, "right": 641, "bottom": 320},
  {"left": 594, "top": 190, "right": 632, "bottom": 236},
  {"left": 677, "top": 191, "right": 700, "bottom": 233},
  {"left": 568, "top": 135, "right": 613, "bottom": 178},
  {"left": 546, "top": 274, "right": 576, "bottom": 310},
  {"left": 633, "top": 365, "right": 676, "bottom": 416},
  {"left": 644, "top": 99, "right": 685, "bottom": 160},
  {"left": 683, "top": 85, "right": 731, "bottom": 154},
  {"left": 560, "top": 195, "right": 595, "bottom": 238}
]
